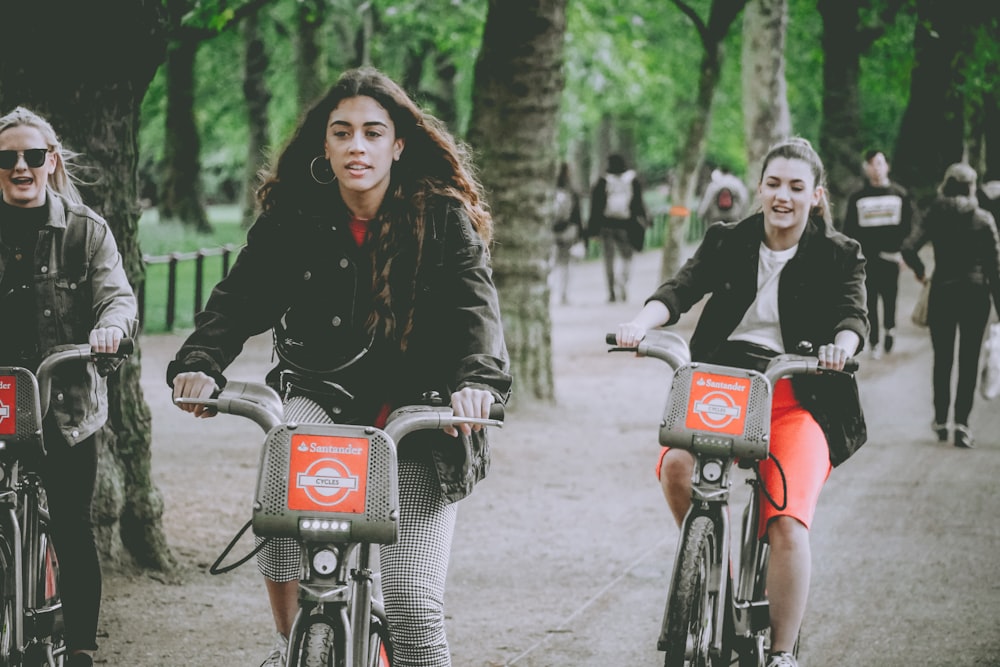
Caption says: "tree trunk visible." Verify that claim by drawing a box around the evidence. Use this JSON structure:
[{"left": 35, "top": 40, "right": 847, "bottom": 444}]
[
  {"left": 158, "top": 0, "right": 211, "bottom": 232},
  {"left": 295, "top": 0, "right": 328, "bottom": 107},
  {"left": 741, "top": 0, "right": 790, "bottom": 195},
  {"left": 0, "top": 0, "right": 174, "bottom": 571},
  {"left": 661, "top": 0, "right": 747, "bottom": 282},
  {"left": 467, "top": 0, "right": 567, "bottom": 404},
  {"left": 242, "top": 11, "right": 271, "bottom": 228},
  {"left": 818, "top": 0, "right": 869, "bottom": 225},
  {"left": 893, "top": 0, "right": 969, "bottom": 203}
]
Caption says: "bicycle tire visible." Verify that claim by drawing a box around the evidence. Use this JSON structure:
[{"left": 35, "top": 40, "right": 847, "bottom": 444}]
[
  {"left": 0, "top": 529, "right": 15, "bottom": 664},
  {"left": 368, "top": 615, "right": 391, "bottom": 667},
  {"left": 662, "top": 515, "right": 725, "bottom": 667},
  {"left": 297, "top": 620, "right": 336, "bottom": 667}
]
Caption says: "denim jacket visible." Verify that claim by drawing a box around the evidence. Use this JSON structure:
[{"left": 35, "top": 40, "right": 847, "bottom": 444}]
[{"left": 0, "top": 193, "right": 138, "bottom": 444}]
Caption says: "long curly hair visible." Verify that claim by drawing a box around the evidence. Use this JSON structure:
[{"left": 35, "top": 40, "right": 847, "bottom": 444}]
[{"left": 257, "top": 67, "right": 493, "bottom": 349}]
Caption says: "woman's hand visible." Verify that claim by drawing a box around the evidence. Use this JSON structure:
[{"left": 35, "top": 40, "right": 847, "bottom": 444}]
[
  {"left": 171, "top": 371, "right": 219, "bottom": 419},
  {"left": 89, "top": 327, "right": 125, "bottom": 354},
  {"left": 445, "top": 386, "right": 495, "bottom": 437},
  {"left": 818, "top": 330, "right": 861, "bottom": 371},
  {"left": 817, "top": 343, "right": 852, "bottom": 371},
  {"left": 616, "top": 300, "right": 671, "bottom": 348},
  {"left": 616, "top": 321, "right": 648, "bottom": 348}
]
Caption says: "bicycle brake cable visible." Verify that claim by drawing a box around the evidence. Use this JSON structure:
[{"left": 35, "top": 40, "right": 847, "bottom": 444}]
[
  {"left": 209, "top": 519, "right": 270, "bottom": 575},
  {"left": 754, "top": 454, "right": 789, "bottom": 512}
]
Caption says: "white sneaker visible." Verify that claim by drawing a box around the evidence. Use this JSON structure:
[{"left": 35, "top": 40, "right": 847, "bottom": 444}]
[
  {"left": 766, "top": 652, "right": 799, "bottom": 667},
  {"left": 870, "top": 343, "right": 883, "bottom": 360},
  {"left": 260, "top": 632, "right": 288, "bottom": 667}
]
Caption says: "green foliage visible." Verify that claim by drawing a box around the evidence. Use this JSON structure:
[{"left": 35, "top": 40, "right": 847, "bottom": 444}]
[{"left": 136, "top": 0, "right": 929, "bottom": 210}]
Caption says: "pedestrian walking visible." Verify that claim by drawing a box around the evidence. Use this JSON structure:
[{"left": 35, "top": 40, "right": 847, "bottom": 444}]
[
  {"left": 587, "top": 154, "right": 649, "bottom": 303},
  {"left": 697, "top": 164, "right": 748, "bottom": 224},
  {"left": 901, "top": 162, "right": 1000, "bottom": 449},
  {"left": 840, "top": 149, "right": 917, "bottom": 359},
  {"left": 550, "top": 161, "right": 583, "bottom": 305}
]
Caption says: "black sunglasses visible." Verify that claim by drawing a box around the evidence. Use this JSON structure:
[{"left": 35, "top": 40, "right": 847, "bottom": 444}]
[{"left": 0, "top": 148, "right": 50, "bottom": 170}]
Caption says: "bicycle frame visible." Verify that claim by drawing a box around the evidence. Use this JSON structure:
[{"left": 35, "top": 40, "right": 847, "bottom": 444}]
[
  {"left": 0, "top": 341, "right": 133, "bottom": 667},
  {"left": 607, "top": 330, "right": 856, "bottom": 667}
]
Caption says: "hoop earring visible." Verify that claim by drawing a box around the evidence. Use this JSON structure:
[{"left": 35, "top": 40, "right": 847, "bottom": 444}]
[{"left": 310, "top": 156, "right": 336, "bottom": 185}]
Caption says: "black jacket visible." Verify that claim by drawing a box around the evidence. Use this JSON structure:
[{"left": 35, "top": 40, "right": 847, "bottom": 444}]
[
  {"left": 167, "top": 195, "right": 512, "bottom": 502},
  {"left": 647, "top": 214, "right": 869, "bottom": 466},
  {"left": 901, "top": 194, "right": 1000, "bottom": 315}
]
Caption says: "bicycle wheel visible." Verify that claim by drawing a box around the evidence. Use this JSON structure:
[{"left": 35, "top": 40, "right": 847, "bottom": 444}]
[
  {"left": 297, "top": 620, "right": 336, "bottom": 667},
  {"left": 0, "top": 530, "right": 15, "bottom": 664},
  {"left": 367, "top": 615, "right": 391, "bottom": 667},
  {"left": 662, "top": 515, "right": 724, "bottom": 667}
]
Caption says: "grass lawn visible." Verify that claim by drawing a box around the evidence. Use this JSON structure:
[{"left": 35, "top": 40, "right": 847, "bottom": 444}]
[{"left": 138, "top": 205, "right": 249, "bottom": 334}]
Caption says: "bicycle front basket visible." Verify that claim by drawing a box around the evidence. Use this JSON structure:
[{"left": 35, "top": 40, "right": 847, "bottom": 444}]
[
  {"left": 252, "top": 422, "right": 399, "bottom": 544},
  {"left": 0, "top": 367, "right": 43, "bottom": 458},
  {"left": 659, "top": 362, "right": 772, "bottom": 460}
]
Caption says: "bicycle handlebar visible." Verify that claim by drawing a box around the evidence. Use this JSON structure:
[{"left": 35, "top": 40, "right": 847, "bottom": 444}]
[
  {"left": 175, "top": 383, "right": 505, "bottom": 441},
  {"left": 36, "top": 338, "right": 135, "bottom": 417},
  {"left": 605, "top": 329, "right": 859, "bottom": 381}
]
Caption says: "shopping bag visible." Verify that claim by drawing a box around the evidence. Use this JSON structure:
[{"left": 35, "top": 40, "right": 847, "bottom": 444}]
[
  {"left": 980, "top": 323, "right": 1000, "bottom": 400},
  {"left": 911, "top": 278, "right": 931, "bottom": 327}
]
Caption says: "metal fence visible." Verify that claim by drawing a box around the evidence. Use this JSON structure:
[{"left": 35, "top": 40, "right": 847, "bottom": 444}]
[{"left": 139, "top": 244, "right": 238, "bottom": 331}]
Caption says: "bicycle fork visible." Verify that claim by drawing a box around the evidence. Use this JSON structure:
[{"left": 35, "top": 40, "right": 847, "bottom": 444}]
[
  {"left": 658, "top": 461, "right": 733, "bottom": 660},
  {"left": 287, "top": 541, "right": 379, "bottom": 667}
]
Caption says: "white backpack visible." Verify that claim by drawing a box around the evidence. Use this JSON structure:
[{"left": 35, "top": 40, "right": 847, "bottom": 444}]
[{"left": 603, "top": 170, "right": 635, "bottom": 219}]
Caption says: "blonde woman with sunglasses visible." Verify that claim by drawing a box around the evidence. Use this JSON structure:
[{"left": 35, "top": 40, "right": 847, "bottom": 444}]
[{"left": 0, "top": 106, "right": 137, "bottom": 667}]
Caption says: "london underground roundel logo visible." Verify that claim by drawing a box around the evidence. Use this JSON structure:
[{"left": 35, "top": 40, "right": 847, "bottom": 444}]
[
  {"left": 692, "top": 391, "right": 742, "bottom": 429},
  {"left": 296, "top": 458, "right": 359, "bottom": 507}
]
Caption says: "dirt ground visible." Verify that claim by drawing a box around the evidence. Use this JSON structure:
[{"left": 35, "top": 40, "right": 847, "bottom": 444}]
[{"left": 98, "top": 248, "right": 1000, "bottom": 666}]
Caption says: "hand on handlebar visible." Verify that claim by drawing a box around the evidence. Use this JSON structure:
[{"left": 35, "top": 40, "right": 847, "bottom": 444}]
[
  {"left": 615, "top": 301, "right": 671, "bottom": 348},
  {"left": 172, "top": 371, "right": 220, "bottom": 419},
  {"left": 816, "top": 343, "right": 852, "bottom": 371},
  {"left": 445, "top": 386, "right": 495, "bottom": 437},
  {"left": 88, "top": 327, "right": 126, "bottom": 354}
]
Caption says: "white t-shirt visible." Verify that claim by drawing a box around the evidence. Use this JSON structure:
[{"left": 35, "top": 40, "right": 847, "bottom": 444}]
[{"left": 729, "top": 242, "right": 798, "bottom": 353}]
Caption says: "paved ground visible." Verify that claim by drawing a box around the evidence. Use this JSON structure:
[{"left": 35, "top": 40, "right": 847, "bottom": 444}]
[{"left": 101, "top": 245, "right": 1000, "bottom": 666}]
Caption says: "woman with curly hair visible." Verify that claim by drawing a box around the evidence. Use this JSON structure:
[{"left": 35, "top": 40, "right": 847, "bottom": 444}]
[{"left": 168, "top": 67, "right": 511, "bottom": 667}]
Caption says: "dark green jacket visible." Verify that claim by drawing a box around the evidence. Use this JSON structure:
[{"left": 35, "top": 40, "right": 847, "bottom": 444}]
[{"left": 167, "top": 195, "right": 511, "bottom": 502}]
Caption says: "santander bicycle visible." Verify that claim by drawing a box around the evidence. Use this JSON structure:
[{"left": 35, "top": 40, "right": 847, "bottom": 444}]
[
  {"left": 178, "top": 381, "right": 503, "bottom": 667},
  {"left": 606, "top": 330, "right": 857, "bottom": 667},
  {"left": 0, "top": 340, "right": 134, "bottom": 667}
]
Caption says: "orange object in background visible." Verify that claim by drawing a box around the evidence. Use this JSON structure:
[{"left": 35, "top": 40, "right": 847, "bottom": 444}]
[{"left": 669, "top": 205, "right": 690, "bottom": 216}]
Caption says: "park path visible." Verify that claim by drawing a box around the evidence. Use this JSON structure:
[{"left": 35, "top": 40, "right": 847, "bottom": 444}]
[{"left": 101, "top": 246, "right": 1000, "bottom": 666}]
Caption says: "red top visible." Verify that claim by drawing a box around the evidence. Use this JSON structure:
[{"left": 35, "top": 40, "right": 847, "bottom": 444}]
[{"left": 349, "top": 216, "right": 369, "bottom": 246}]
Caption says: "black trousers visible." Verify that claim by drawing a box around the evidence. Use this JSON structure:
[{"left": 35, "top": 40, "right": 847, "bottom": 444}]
[
  {"left": 928, "top": 282, "right": 991, "bottom": 426},
  {"left": 865, "top": 256, "right": 900, "bottom": 346},
  {"left": 40, "top": 426, "right": 101, "bottom": 653}
]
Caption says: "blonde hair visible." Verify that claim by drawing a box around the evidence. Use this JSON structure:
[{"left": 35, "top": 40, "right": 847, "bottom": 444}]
[{"left": 0, "top": 106, "right": 84, "bottom": 205}]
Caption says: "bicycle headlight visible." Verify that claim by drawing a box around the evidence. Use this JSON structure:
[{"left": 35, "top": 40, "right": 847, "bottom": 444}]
[
  {"left": 701, "top": 459, "right": 724, "bottom": 482},
  {"left": 311, "top": 548, "right": 339, "bottom": 576}
]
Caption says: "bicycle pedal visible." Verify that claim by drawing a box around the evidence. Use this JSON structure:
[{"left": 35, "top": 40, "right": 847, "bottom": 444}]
[{"left": 747, "top": 599, "right": 770, "bottom": 633}]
